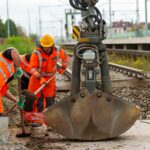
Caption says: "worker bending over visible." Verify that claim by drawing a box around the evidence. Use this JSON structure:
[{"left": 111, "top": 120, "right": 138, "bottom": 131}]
[{"left": 0, "top": 47, "right": 23, "bottom": 116}]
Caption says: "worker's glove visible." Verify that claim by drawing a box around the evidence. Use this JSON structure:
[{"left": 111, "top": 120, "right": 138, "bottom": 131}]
[
  {"left": 17, "top": 94, "right": 25, "bottom": 109},
  {"left": 14, "top": 67, "right": 23, "bottom": 79},
  {"left": 17, "top": 101, "right": 25, "bottom": 109},
  {"left": 40, "top": 77, "right": 47, "bottom": 85}
]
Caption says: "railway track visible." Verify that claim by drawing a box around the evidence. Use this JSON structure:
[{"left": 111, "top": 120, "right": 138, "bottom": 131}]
[
  {"left": 56, "top": 54, "right": 150, "bottom": 120},
  {"left": 57, "top": 53, "right": 150, "bottom": 91}
]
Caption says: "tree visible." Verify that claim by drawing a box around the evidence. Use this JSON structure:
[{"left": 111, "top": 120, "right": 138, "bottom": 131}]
[
  {"left": 148, "top": 23, "right": 150, "bottom": 30},
  {"left": 5, "top": 19, "right": 18, "bottom": 37},
  {"left": 0, "top": 18, "right": 6, "bottom": 37},
  {"left": 16, "top": 25, "right": 27, "bottom": 37}
]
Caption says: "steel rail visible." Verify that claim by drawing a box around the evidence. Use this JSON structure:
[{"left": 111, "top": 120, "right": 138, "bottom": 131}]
[
  {"left": 56, "top": 56, "right": 150, "bottom": 91},
  {"left": 108, "top": 63, "right": 149, "bottom": 79},
  {"left": 62, "top": 44, "right": 150, "bottom": 79}
]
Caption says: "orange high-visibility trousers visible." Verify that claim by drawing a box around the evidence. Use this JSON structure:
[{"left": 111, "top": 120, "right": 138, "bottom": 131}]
[{"left": 28, "top": 76, "right": 56, "bottom": 98}]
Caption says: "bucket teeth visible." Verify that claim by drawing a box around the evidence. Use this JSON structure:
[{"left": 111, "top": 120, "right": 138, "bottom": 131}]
[{"left": 44, "top": 89, "right": 140, "bottom": 140}]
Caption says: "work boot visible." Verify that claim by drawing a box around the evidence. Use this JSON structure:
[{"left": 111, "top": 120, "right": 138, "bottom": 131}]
[
  {"left": 45, "top": 97, "right": 55, "bottom": 108},
  {"left": 31, "top": 123, "right": 47, "bottom": 138}
]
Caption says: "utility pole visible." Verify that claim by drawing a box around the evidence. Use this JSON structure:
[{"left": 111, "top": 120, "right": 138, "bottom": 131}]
[
  {"left": 6, "top": 0, "right": 10, "bottom": 38},
  {"left": 28, "top": 9, "right": 31, "bottom": 36},
  {"left": 36, "top": 17, "right": 39, "bottom": 36},
  {"left": 136, "top": 0, "right": 139, "bottom": 29},
  {"left": 145, "top": 0, "right": 148, "bottom": 34},
  {"left": 60, "top": 19, "right": 63, "bottom": 42},
  {"left": 65, "top": 9, "right": 70, "bottom": 39},
  {"left": 102, "top": 8, "right": 105, "bottom": 19},
  {"left": 38, "top": 6, "right": 42, "bottom": 37},
  {"left": 109, "top": 0, "right": 112, "bottom": 38}
]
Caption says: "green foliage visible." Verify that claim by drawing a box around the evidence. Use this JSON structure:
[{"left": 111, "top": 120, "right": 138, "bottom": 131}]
[
  {"left": 132, "top": 57, "right": 150, "bottom": 71},
  {"left": 17, "top": 25, "right": 27, "bottom": 37},
  {"left": 0, "top": 18, "right": 6, "bottom": 37},
  {"left": 0, "top": 36, "right": 35, "bottom": 54},
  {"left": 148, "top": 23, "right": 150, "bottom": 30},
  {"left": 5, "top": 19, "right": 18, "bottom": 36},
  {"left": 0, "top": 18, "right": 27, "bottom": 38},
  {"left": 109, "top": 53, "right": 150, "bottom": 72}
]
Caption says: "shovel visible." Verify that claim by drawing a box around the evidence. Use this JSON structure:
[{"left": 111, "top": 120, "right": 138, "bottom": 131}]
[
  {"left": 22, "top": 72, "right": 58, "bottom": 102},
  {"left": 16, "top": 78, "right": 31, "bottom": 137}
]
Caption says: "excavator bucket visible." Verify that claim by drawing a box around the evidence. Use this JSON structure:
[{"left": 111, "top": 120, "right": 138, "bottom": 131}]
[{"left": 44, "top": 89, "right": 140, "bottom": 140}]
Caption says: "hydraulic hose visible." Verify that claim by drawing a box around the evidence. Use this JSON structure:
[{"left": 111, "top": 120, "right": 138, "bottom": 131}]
[{"left": 75, "top": 44, "right": 99, "bottom": 60}]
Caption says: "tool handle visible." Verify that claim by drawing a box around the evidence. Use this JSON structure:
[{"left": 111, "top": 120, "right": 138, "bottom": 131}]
[
  {"left": 18, "top": 78, "right": 25, "bottom": 132},
  {"left": 34, "top": 72, "right": 58, "bottom": 95}
]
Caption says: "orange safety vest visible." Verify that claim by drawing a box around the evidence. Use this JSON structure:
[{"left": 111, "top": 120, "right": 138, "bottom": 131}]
[
  {"left": 30, "top": 46, "right": 68, "bottom": 76},
  {"left": 0, "top": 52, "right": 15, "bottom": 113},
  {"left": 0, "top": 52, "right": 15, "bottom": 88}
]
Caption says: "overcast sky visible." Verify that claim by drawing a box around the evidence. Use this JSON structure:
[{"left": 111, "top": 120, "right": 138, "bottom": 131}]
[{"left": 0, "top": 0, "right": 149, "bottom": 38}]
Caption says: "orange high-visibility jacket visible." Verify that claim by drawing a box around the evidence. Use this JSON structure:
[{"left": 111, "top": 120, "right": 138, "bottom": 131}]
[
  {"left": 30, "top": 46, "right": 68, "bottom": 76},
  {"left": 28, "top": 45, "right": 68, "bottom": 98},
  {"left": 0, "top": 52, "right": 15, "bottom": 113},
  {"left": 0, "top": 52, "right": 15, "bottom": 88}
]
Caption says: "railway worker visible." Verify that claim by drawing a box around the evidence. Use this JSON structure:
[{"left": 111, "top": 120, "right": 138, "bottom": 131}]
[
  {"left": 28, "top": 34, "right": 68, "bottom": 113},
  {"left": 27, "top": 34, "right": 68, "bottom": 137},
  {"left": 0, "top": 47, "right": 23, "bottom": 116},
  {"left": 19, "top": 53, "right": 45, "bottom": 124}
]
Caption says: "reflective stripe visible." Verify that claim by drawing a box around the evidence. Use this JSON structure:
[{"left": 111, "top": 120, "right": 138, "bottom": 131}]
[
  {"left": 40, "top": 72, "right": 54, "bottom": 76},
  {"left": 57, "top": 51, "right": 60, "bottom": 60},
  {"left": 34, "top": 49, "right": 60, "bottom": 74},
  {"left": 0, "top": 57, "right": 14, "bottom": 79},
  {"left": 34, "top": 50, "right": 42, "bottom": 72},
  {"left": 22, "top": 70, "right": 30, "bottom": 79},
  {"left": 0, "top": 68, "right": 8, "bottom": 83},
  {"left": 0, "top": 57, "right": 14, "bottom": 76}
]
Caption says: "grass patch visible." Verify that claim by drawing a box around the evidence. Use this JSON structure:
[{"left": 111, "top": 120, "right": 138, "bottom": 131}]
[
  {"left": 0, "top": 36, "right": 35, "bottom": 54},
  {"left": 108, "top": 53, "right": 150, "bottom": 72}
]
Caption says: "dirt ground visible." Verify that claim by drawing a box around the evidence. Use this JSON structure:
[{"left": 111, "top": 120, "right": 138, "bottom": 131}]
[
  {"left": 3, "top": 120, "right": 149, "bottom": 150},
  {"left": 1, "top": 76, "right": 150, "bottom": 150}
]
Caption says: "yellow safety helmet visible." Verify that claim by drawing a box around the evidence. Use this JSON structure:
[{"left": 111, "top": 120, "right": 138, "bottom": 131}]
[{"left": 40, "top": 34, "right": 54, "bottom": 47}]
